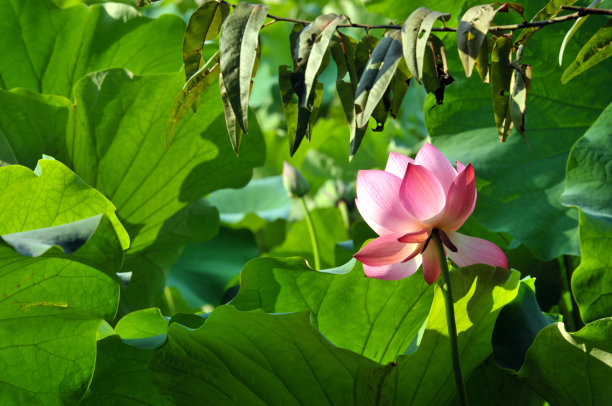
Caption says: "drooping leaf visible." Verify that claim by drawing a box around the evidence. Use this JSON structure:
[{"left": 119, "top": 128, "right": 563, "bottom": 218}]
[
  {"left": 401, "top": 7, "right": 450, "bottom": 83},
  {"left": 166, "top": 51, "right": 221, "bottom": 149},
  {"left": 559, "top": 0, "right": 603, "bottom": 66},
  {"left": 509, "top": 61, "right": 531, "bottom": 138},
  {"left": 389, "top": 58, "right": 411, "bottom": 118},
  {"left": 518, "top": 319, "right": 612, "bottom": 405},
  {"left": 0, "top": 161, "right": 125, "bottom": 403},
  {"left": 219, "top": 71, "right": 244, "bottom": 155},
  {"left": 294, "top": 13, "right": 346, "bottom": 107},
  {"left": 457, "top": 4, "right": 496, "bottom": 77},
  {"left": 570, "top": 211, "right": 612, "bottom": 323},
  {"left": 82, "top": 335, "right": 171, "bottom": 406},
  {"left": 490, "top": 35, "right": 513, "bottom": 141},
  {"left": 70, "top": 69, "right": 264, "bottom": 311},
  {"left": 421, "top": 34, "right": 454, "bottom": 105},
  {"left": 475, "top": 35, "right": 490, "bottom": 82},
  {"left": 492, "top": 279, "right": 558, "bottom": 371},
  {"left": 354, "top": 29, "right": 403, "bottom": 129},
  {"left": 562, "top": 18, "right": 612, "bottom": 84},
  {"left": 219, "top": 2, "right": 268, "bottom": 133},
  {"left": 0, "top": 0, "right": 185, "bottom": 97},
  {"left": 279, "top": 65, "right": 325, "bottom": 156},
  {"left": 561, "top": 101, "right": 612, "bottom": 218},
  {"left": 231, "top": 257, "right": 434, "bottom": 364},
  {"left": 515, "top": 0, "right": 576, "bottom": 46},
  {"left": 182, "top": 0, "right": 229, "bottom": 81},
  {"left": 428, "top": 19, "right": 612, "bottom": 260}
]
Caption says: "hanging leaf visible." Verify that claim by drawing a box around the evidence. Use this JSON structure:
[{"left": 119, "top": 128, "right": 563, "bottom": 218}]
[
  {"left": 389, "top": 59, "right": 411, "bottom": 118},
  {"left": 475, "top": 35, "right": 490, "bottom": 83},
  {"left": 515, "top": 0, "right": 576, "bottom": 46},
  {"left": 166, "top": 52, "right": 220, "bottom": 149},
  {"left": 422, "top": 35, "right": 454, "bottom": 105},
  {"left": 490, "top": 35, "right": 513, "bottom": 141},
  {"left": 401, "top": 7, "right": 450, "bottom": 83},
  {"left": 559, "top": 0, "right": 603, "bottom": 66},
  {"left": 182, "top": 0, "right": 230, "bottom": 81},
  {"left": 219, "top": 72, "right": 243, "bottom": 156},
  {"left": 294, "top": 14, "right": 346, "bottom": 108},
  {"left": 509, "top": 60, "right": 531, "bottom": 139},
  {"left": 279, "top": 65, "right": 324, "bottom": 156},
  {"left": 219, "top": 2, "right": 268, "bottom": 134},
  {"left": 457, "top": 4, "right": 496, "bottom": 77},
  {"left": 354, "top": 29, "right": 403, "bottom": 129},
  {"left": 562, "top": 19, "right": 612, "bottom": 84}
]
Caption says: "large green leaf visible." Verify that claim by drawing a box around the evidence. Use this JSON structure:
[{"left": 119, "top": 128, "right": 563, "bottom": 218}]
[
  {"left": 0, "top": 0, "right": 184, "bottom": 97},
  {"left": 562, "top": 101, "right": 612, "bottom": 219},
  {"left": 518, "top": 318, "right": 612, "bottom": 405},
  {"left": 0, "top": 161, "right": 125, "bottom": 404},
  {"left": 219, "top": 2, "right": 268, "bottom": 133},
  {"left": 82, "top": 335, "right": 171, "bottom": 406},
  {"left": 149, "top": 265, "right": 519, "bottom": 405},
  {"left": 231, "top": 257, "right": 434, "bottom": 364},
  {"left": 364, "top": 0, "right": 466, "bottom": 23},
  {"left": 428, "top": 21, "right": 612, "bottom": 260},
  {"left": 570, "top": 211, "right": 612, "bottom": 323},
  {"left": 0, "top": 89, "right": 72, "bottom": 168},
  {"left": 68, "top": 69, "right": 264, "bottom": 311}
]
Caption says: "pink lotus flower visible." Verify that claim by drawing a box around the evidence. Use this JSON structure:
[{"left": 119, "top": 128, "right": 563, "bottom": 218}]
[{"left": 354, "top": 143, "right": 507, "bottom": 284}]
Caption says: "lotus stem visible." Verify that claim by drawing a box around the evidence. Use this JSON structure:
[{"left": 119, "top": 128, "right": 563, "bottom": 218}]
[
  {"left": 433, "top": 229, "right": 468, "bottom": 406},
  {"left": 300, "top": 197, "right": 321, "bottom": 270}
]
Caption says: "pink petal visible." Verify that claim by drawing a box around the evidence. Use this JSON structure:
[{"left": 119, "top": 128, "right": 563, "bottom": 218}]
[
  {"left": 354, "top": 234, "right": 421, "bottom": 267},
  {"left": 356, "top": 170, "right": 420, "bottom": 235},
  {"left": 399, "top": 164, "right": 446, "bottom": 223},
  {"left": 415, "top": 143, "right": 457, "bottom": 194},
  {"left": 385, "top": 152, "right": 414, "bottom": 179},
  {"left": 438, "top": 164, "right": 477, "bottom": 231},
  {"left": 398, "top": 229, "right": 430, "bottom": 243},
  {"left": 363, "top": 256, "right": 422, "bottom": 280},
  {"left": 446, "top": 231, "right": 508, "bottom": 268},
  {"left": 421, "top": 240, "right": 443, "bottom": 284}
]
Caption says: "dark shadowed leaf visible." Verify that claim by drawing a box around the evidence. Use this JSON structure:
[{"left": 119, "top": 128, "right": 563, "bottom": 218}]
[
  {"left": 182, "top": 0, "right": 229, "bottom": 81},
  {"left": 490, "top": 35, "right": 513, "bottom": 141},
  {"left": 219, "top": 2, "right": 268, "bottom": 133},
  {"left": 457, "top": 4, "right": 496, "bottom": 77},
  {"left": 509, "top": 61, "right": 531, "bottom": 138},
  {"left": 562, "top": 19, "right": 612, "bottom": 84}
]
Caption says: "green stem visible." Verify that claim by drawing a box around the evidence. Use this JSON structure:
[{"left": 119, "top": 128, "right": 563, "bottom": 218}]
[
  {"left": 300, "top": 197, "right": 321, "bottom": 270},
  {"left": 432, "top": 230, "right": 468, "bottom": 406}
]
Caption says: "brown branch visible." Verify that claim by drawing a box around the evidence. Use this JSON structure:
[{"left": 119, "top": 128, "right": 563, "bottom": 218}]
[{"left": 220, "top": 1, "right": 611, "bottom": 33}]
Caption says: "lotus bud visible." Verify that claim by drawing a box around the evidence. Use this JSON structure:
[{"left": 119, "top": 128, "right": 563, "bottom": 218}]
[{"left": 282, "top": 161, "right": 310, "bottom": 198}]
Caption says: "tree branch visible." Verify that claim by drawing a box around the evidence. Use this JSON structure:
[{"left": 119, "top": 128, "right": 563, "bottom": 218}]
[{"left": 219, "top": 1, "right": 611, "bottom": 33}]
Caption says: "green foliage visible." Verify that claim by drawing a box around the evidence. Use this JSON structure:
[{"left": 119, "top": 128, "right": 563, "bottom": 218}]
[
  {"left": 562, "top": 18, "right": 612, "bottom": 83},
  {"left": 0, "top": 161, "right": 124, "bottom": 404},
  {"left": 231, "top": 257, "right": 434, "bottom": 364},
  {"left": 519, "top": 318, "right": 612, "bottom": 405}
]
